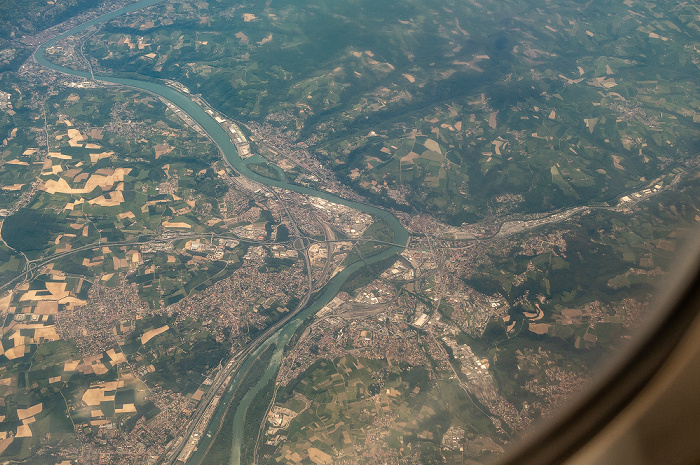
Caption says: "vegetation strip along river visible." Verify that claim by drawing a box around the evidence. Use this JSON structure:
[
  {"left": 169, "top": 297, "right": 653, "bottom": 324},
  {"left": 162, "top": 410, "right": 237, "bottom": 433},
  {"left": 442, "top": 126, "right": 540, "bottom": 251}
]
[{"left": 33, "top": 1, "right": 409, "bottom": 464}]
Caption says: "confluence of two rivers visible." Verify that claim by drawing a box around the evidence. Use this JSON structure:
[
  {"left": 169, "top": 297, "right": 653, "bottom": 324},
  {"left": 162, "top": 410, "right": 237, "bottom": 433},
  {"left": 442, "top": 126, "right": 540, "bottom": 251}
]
[{"left": 33, "top": 1, "right": 409, "bottom": 464}]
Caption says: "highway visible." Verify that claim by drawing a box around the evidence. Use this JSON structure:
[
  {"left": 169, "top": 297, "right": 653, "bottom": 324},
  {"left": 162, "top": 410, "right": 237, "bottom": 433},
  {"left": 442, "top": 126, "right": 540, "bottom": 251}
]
[
  {"left": 31, "top": 2, "right": 408, "bottom": 462},
  {"left": 162, "top": 184, "right": 316, "bottom": 464}
]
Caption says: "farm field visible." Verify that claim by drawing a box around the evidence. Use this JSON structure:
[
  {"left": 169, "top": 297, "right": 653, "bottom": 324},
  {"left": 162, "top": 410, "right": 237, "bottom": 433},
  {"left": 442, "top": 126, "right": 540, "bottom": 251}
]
[
  {"left": 0, "top": 0, "right": 699, "bottom": 463},
  {"left": 0, "top": 77, "right": 308, "bottom": 461},
  {"left": 84, "top": 0, "right": 700, "bottom": 224}
]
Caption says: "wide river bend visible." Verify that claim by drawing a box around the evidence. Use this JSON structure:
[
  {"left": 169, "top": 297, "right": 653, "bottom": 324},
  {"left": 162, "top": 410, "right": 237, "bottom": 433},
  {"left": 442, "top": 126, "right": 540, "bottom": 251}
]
[{"left": 34, "top": 2, "right": 408, "bottom": 463}]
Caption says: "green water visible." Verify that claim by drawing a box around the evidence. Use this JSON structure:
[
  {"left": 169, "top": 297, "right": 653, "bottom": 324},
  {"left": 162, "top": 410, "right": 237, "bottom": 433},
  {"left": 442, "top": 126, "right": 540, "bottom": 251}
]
[{"left": 34, "top": 3, "right": 408, "bottom": 464}]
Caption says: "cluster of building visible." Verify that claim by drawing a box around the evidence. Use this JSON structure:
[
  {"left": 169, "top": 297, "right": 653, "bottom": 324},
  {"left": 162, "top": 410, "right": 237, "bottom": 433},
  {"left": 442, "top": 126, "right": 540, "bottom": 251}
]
[
  {"left": 118, "top": 386, "right": 197, "bottom": 464},
  {"left": 277, "top": 299, "right": 429, "bottom": 387},
  {"left": 353, "top": 280, "right": 395, "bottom": 305},
  {"left": 308, "top": 197, "right": 373, "bottom": 238},
  {"left": 19, "top": 0, "right": 136, "bottom": 47},
  {"left": 428, "top": 314, "right": 526, "bottom": 432},
  {"left": 167, "top": 252, "right": 308, "bottom": 342},
  {"left": 0, "top": 90, "right": 11, "bottom": 111},
  {"left": 380, "top": 259, "right": 414, "bottom": 281},
  {"left": 247, "top": 117, "right": 365, "bottom": 202},
  {"left": 267, "top": 405, "right": 299, "bottom": 431},
  {"left": 185, "top": 238, "right": 235, "bottom": 260},
  {"left": 269, "top": 244, "right": 298, "bottom": 259},
  {"left": 231, "top": 222, "right": 266, "bottom": 240},
  {"left": 211, "top": 113, "right": 251, "bottom": 158},
  {"left": 402, "top": 248, "right": 439, "bottom": 271},
  {"left": 441, "top": 426, "right": 466, "bottom": 451},
  {"left": 57, "top": 279, "right": 148, "bottom": 357},
  {"left": 617, "top": 182, "right": 665, "bottom": 207},
  {"left": 269, "top": 190, "right": 323, "bottom": 237},
  {"left": 497, "top": 206, "right": 589, "bottom": 237}
]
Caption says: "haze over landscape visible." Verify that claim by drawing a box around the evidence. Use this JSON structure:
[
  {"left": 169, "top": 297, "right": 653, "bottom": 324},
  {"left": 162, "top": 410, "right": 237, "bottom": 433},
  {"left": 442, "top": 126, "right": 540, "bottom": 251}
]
[{"left": 0, "top": 0, "right": 698, "bottom": 464}]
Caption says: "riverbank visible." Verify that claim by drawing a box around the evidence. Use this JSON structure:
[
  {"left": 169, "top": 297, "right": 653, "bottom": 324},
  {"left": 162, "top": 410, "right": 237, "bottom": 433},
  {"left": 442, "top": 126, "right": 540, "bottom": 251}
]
[{"left": 32, "top": 3, "right": 408, "bottom": 463}]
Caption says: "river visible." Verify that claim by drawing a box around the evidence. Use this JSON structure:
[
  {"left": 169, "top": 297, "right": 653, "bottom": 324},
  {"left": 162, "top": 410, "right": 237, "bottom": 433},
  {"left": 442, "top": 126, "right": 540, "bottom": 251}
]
[{"left": 33, "top": 2, "right": 408, "bottom": 464}]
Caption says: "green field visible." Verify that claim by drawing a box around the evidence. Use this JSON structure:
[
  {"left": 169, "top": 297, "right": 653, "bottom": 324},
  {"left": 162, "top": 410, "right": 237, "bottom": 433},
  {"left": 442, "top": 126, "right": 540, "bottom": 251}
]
[
  {"left": 0, "top": 0, "right": 699, "bottom": 462},
  {"left": 82, "top": 0, "right": 700, "bottom": 224}
]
